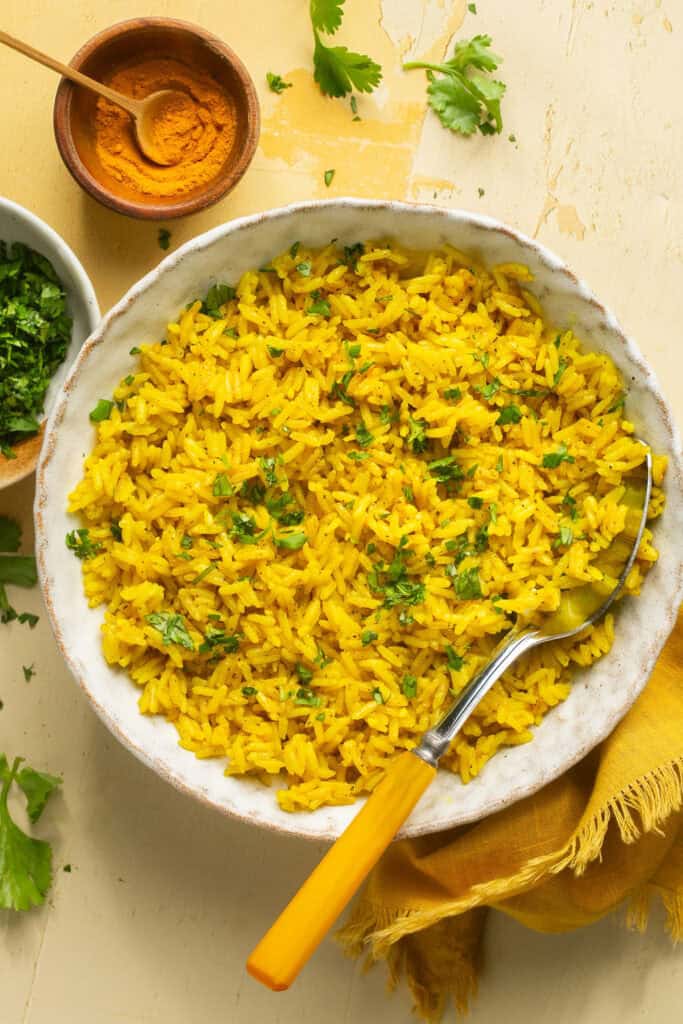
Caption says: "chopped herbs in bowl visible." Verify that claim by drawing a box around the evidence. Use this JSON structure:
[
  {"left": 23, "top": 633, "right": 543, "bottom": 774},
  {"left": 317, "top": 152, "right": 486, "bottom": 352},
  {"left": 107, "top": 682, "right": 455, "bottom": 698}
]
[{"left": 0, "top": 196, "right": 99, "bottom": 488}]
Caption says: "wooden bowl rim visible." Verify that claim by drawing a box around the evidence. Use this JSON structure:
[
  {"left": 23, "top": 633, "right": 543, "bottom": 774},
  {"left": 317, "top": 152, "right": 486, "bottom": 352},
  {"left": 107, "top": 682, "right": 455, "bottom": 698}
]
[{"left": 53, "top": 16, "right": 261, "bottom": 221}]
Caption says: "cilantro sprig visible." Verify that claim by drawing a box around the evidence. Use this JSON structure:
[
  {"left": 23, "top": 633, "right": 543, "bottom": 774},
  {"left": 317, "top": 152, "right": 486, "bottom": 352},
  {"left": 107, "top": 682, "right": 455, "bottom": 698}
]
[
  {"left": 0, "top": 753, "right": 61, "bottom": 911},
  {"left": 404, "top": 34, "right": 506, "bottom": 137},
  {"left": 310, "top": 0, "right": 382, "bottom": 98}
]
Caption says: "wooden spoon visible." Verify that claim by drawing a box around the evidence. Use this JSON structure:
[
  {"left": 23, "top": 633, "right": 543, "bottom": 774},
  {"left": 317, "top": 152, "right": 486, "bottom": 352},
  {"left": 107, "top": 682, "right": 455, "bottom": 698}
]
[{"left": 0, "top": 28, "right": 189, "bottom": 166}]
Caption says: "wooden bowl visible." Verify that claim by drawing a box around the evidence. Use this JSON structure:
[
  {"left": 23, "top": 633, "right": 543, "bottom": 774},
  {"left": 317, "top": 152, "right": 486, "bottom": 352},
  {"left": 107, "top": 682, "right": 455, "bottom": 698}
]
[
  {"left": 53, "top": 18, "right": 260, "bottom": 221},
  {"left": 0, "top": 196, "right": 99, "bottom": 490}
]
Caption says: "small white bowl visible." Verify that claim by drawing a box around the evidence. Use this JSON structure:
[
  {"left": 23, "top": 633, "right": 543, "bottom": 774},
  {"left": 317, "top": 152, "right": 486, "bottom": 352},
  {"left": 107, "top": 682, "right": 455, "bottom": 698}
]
[
  {"left": 0, "top": 196, "right": 100, "bottom": 489},
  {"left": 35, "top": 199, "right": 683, "bottom": 841}
]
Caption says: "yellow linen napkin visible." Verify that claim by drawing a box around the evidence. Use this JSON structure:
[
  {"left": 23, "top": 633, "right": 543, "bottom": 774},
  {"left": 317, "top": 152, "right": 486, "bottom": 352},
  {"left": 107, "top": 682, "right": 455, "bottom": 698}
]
[{"left": 339, "top": 610, "right": 683, "bottom": 1020}]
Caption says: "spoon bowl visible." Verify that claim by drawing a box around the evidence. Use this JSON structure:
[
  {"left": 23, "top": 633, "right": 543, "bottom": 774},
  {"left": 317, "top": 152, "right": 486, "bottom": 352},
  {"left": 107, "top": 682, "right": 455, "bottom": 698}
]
[{"left": 132, "top": 88, "right": 196, "bottom": 166}]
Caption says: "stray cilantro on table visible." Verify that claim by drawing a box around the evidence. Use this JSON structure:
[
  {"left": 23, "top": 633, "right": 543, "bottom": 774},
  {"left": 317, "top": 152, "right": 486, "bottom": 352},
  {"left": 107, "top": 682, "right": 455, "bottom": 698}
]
[
  {"left": 0, "top": 521, "right": 39, "bottom": 626},
  {"left": 310, "top": 0, "right": 382, "bottom": 98},
  {"left": 404, "top": 34, "right": 506, "bottom": 137},
  {"left": 468, "top": 2, "right": 477, "bottom": 11},
  {"left": 157, "top": 228, "right": 171, "bottom": 251},
  {"left": 267, "top": 72, "right": 292, "bottom": 94},
  {"left": 22, "top": 665, "right": 35, "bottom": 683},
  {"left": 324, "top": 168, "right": 335, "bottom": 187},
  {"left": 0, "top": 242, "right": 72, "bottom": 459},
  {"left": 0, "top": 753, "right": 62, "bottom": 911}
]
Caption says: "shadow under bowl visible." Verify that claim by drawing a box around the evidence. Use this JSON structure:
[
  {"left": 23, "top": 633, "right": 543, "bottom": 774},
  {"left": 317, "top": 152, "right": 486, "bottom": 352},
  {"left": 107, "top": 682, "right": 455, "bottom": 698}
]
[{"left": 53, "top": 17, "right": 260, "bottom": 221}]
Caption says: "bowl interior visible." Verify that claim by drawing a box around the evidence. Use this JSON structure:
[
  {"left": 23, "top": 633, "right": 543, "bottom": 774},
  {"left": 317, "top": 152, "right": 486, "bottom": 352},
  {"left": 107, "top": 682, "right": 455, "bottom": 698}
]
[
  {"left": 55, "top": 20, "right": 259, "bottom": 218},
  {"left": 0, "top": 198, "right": 99, "bottom": 488},
  {"left": 35, "top": 200, "right": 683, "bottom": 840}
]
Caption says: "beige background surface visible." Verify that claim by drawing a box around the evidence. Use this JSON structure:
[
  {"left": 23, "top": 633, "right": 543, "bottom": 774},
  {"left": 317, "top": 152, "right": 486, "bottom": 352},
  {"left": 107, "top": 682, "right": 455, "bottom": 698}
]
[{"left": 1, "top": 1, "right": 682, "bottom": 1021}]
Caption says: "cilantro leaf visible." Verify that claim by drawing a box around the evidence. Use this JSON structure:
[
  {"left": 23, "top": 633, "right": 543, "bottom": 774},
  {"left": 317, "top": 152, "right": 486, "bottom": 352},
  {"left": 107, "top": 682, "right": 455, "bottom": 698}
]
[
  {"left": 274, "top": 532, "right": 307, "bottom": 551},
  {"left": 426, "top": 74, "right": 482, "bottom": 135},
  {"left": 0, "top": 754, "right": 58, "bottom": 911},
  {"left": 324, "top": 169, "right": 335, "bottom": 187},
  {"left": 428, "top": 456, "right": 464, "bottom": 484},
  {"left": 230, "top": 511, "right": 260, "bottom": 545},
  {"left": 496, "top": 404, "right": 522, "bottom": 425},
  {"left": 308, "top": 291, "right": 331, "bottom": 317},
  {"left": 0, "top": 555, "right": 38, "bottom": 587},
  {"left": 145, "top": 612, "right": 195, "bottom": 651},
  {"left": 198, "top": 629, "right": 240, "bottom": 655},
  {"left": 0, "top": 516, "right": 21, "bottom": 553},
  {"left": 445, "top": 645, "right": 465, "bottom": 670},
  {"left": 449, "top": 565, "right": 482, "bottom": 600},
  {"left": 355, "top": 420, "right": 374, "bottom": 448},
  {"left": 361, "top": 630, "right": 378, "bottom": 645},
  {"left": 407, "top": 416, "right": 428, "bottom": 453},
  {"left": 402, "top": 675, "right": 417, "bottom": 698},
  {"left": 16, "top": 764, "right": 61, "bottom": 824},
  {"left": 313, "top": 39, "right": 383, "bottom": 97},
  {"left": 310, "top": 0, "right": 345, "bottom": 33}
]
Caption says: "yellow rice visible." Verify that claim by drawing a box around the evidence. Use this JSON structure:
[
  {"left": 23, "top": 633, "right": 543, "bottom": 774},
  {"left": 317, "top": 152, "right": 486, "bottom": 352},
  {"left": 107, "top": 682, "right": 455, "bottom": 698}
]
[{"left": 68, "top": 241, "right": 664, "bottom": 812}]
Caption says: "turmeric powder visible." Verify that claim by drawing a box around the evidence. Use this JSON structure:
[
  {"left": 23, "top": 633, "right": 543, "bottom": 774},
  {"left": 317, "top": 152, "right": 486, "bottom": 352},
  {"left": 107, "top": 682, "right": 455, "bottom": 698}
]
[{"left": 94, "top": 58, "right": 236, "bottom": 199}]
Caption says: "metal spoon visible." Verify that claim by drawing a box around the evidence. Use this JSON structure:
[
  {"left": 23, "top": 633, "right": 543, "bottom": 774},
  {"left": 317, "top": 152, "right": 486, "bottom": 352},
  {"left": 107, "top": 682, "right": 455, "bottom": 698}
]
[
  {"left": 0, "top": 29, "right": 190, "bottom": 166},
  {"left": 247, "top": 445, "right": 652, "bottom": 991}
]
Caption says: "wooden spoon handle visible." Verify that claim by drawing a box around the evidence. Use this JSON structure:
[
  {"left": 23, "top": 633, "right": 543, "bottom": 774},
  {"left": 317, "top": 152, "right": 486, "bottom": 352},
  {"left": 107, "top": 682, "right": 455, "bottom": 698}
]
[{"left": 0, "top": 29, "right": 142, "bottom": 116}]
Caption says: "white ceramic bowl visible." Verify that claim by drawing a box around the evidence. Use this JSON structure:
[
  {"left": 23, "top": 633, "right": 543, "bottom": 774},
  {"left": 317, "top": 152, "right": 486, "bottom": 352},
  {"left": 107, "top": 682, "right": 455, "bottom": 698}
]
[
  {"left": 35, "top": 199, "right": 683, "bottom": 841},
  {"left": 0, "top": 196, "right": 100, "bottom": 489}
]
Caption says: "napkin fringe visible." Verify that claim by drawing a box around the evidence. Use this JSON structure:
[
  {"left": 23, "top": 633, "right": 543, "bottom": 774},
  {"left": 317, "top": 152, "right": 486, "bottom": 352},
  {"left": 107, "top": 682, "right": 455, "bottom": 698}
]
[
  {"left": 338, "top": 757, "right": 683, "bottom": 959},
  {"left": 627, "top": 884, "right": 683, "bottom": 942}
]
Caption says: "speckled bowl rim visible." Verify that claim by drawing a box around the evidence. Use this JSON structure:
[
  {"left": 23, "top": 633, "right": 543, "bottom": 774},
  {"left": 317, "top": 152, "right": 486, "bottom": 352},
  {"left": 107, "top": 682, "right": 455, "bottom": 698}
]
[{"left": 34, "top": 198, "right": 683, "bottom": 841}]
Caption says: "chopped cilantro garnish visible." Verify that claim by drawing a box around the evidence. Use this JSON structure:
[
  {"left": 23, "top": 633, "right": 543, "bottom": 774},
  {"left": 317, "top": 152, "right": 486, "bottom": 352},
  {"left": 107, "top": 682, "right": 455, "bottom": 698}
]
[
  {"left": 478, "top": 379, "right": 500, "bottom": 400},
  {"left": 428, "top": 456, "right": 464, "bottom": 484},
  {"left": 402, "top": 675, "right": 417, "bottom": 698},
  {"left": 145, "top": 611, "right": 194, "bottom": 651},
  {"left": 542, "top": 443, "right": 575, "bottom": 469},
  {"left": 608, "top": 393, "right": 626, "bottom": 414},
  {"left": 296, "top": 663, "right": 313, "bottom": 684},
  {"left": 562, "top": 493, "right": 578, "bottom": 520},
  {"left": 372, "top": 687, "right": 384, "bottom": 704},
  {"left": 343, "top": 242, "right": 364, "bottom": 268},
  {"left": 489, "top": 503, "right": 498, "bottom": 523},
  {"left": 407, "top": 416, "right": 428, "bottom": 453},
  {"left": 267, "top": 72, "right": 292, "bottom": 93},
  {"left": 552, "top": 359, "right": 568, "bottom": 388},
  {"left": 266, "top": 492, "right": 304, "bottom": 526},
  {"left": 403, "top": 485, "right": 415, "bottom": 504},
  {"left": 198, "top": 629, "right": 240, "bottom": 655},
  {"left": 330, "top": 369, "right": 356, "bottom": 407},
  {"left": 379, "top": 404, "right": 397, "bottom": 425},
  {"left": 242, "top": 686, "right": 258, "bottom": 697},
  {"left": 346, "top": 342, "right": 361, "bottom": 359},
  {"left": 449, "top": 565, "right": 482, "bottom": 600},
  {"left": 445, "top": 645, "right": 465, "bottom": 670},
  {"left": 230, "top": 512, "right": 260, "bottom": 545},
  {"left": 274, "top": 532, "right": 307, "bottom": 551},
  {"left": 361, "top": 630, "right": 378, "bottom": 645},
  {"left": 129, "top": 346, "right": 141, "bottom": 355},
  {"left": 268, "top": 346, "right": 284, "bottom": 357},
  {"left": 202, "top": 283, "right": 236, "bottom": 317},
  {"left": 355, "top": 421, "right": 374, "bottom": 448},
  {"left": 110, "top": 519, "right": 123, "bottom": 542},
  {"left": 553, "top": 525, "right": 574, "bottom": 548},
  {"left": 308, "top": 291, "right": 331, "bottom": 317},
  {"left": 213, "top": 473, "right": 233, "bottom": 497},
  {"left": 0, "top": 242, "right": 72, "bottom": 457},
  {"left": 444, "top": 387, "right": 462, "bottom": 402},
  {"left": 368, "top": 537, "right": 426, "bottom": 612},
  {"left": 295, "top": 687, "right": 321, "bottom": 707},
  {"left": 190, "top": 565, "right": 215, "bottom": 586},
  {"left": 467, "top": 496, "right": 483, "bottom": 509},
  {"left": 22, "top": 664, "right": 35, "bottom": 682},
  {"left": 496, "top": 454, "right": 504, "bottom": 473},
  {"left": 348, "top": 451, "right": 370, "bottom": 461},
  {"left": 296, "top": 260, "right": 312, "bottom": 276},
  {"left": 259, "top": 456, "right": 278, "bottom": 486},
  {"left": 314, "top": 645, "right": 332, "bottom": 669},
  {"left": 496, "top": 404, "right": 522, "bottom": 426},
  {"left": 65, "top": 528, "right": 101, "bottom": 560},
  {"left": 473, "top": 350, "right": 490, "bottom": 368},
  {"left": 89, "top": 399, "right": 114, "bottom": 422}
]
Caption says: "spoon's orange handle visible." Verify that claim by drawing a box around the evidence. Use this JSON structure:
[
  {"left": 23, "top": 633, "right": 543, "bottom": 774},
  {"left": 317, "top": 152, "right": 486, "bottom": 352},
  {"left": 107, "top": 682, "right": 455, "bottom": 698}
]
[{"left": 246, "top": 750, "right": 436, "bottom": 991}]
